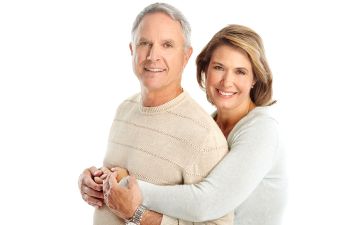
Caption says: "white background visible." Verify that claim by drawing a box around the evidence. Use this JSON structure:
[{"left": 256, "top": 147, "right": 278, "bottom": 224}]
[{"left": 1, "top": 0, "right": 349, "bottom": 224}]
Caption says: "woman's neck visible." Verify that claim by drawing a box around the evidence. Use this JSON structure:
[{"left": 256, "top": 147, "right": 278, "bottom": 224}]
[{"left": 215, "top": 101, "right": 256, "bottom": 138}]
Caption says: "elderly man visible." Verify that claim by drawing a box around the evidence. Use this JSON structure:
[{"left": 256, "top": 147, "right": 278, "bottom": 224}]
[{"left": 78, "top": 3, "right": 233, "bottom": 225}]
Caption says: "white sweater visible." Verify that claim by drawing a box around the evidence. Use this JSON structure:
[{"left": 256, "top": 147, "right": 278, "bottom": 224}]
[{"left": 137, "top": 106, "right": 288, "bottom": 225}]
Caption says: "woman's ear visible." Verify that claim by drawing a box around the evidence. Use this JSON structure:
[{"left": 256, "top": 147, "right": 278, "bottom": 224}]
[{"left": 251, "top": 80, "right": 256, "bottom": 89}]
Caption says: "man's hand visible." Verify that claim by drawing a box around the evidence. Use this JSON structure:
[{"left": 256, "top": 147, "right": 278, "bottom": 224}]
[
  {"left": 94, "top": 166, "right": 112, "bottom": 184},
  {"left": 103, "top": 172, "right": 143, "bottom": 219},
  {"left": 78, "top": 166, "right": 111, "bottom": 208}
]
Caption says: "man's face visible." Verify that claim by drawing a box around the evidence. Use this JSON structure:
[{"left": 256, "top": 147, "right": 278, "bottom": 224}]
[{"left": 130, "top": 12, "right": 192, "bottom": 94}]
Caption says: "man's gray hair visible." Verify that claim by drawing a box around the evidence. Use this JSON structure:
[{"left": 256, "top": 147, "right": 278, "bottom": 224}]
[{"left": 131, "top": 2, "right": 191, "bottom": 48}]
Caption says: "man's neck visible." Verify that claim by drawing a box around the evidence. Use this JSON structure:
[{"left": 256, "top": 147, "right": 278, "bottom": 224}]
[{"left": 141, "top": 87, "right": 183, "bottom": 107}]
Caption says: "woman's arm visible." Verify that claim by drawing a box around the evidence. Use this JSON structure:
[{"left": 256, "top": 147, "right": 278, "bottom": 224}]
[{"left": 138, "top": 117, "right": 281, "bottom": 222}]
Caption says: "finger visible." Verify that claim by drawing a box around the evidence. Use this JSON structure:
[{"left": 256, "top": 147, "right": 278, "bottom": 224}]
[
  {"left": 83, "top": 185, "right": 104, "bottom": 199},
  {"left": 100, "top": 173, "right": 108, "bottom": 180},
  {"left": 94, "top": 176, "right": 104, "bottom": 184},
  {"left": 84, "top": 174, "right": 103, "bottom": 192},
  {"left": 103, "top": 172, "right": 112, "bottom": 193},
  {"left": 110, "top": 167, "right": 119, "bottom": 172},
  {"left": 111, "top": 167, "right": 128, "bottom": 175},
  {"left": 89, "top": 166, "right": 98, "bottom": 174},
  {"left": 100, "top": 166, "right": 112, "bottom": 175},
  {"left": 88, "top": 202, "right": 101, "bottom": 209},
  {"left": 83, "top": 194, "right": 103, "bottom": 207},
  {"left": 91, "top": 166, "right": 103, "bottom": 177},
  {"left": 128, "top": 175, "right": 138, "bottom": 190},
  {"left": 79, "top": 167, "right": 95, "bottom": 190},
  {"left": 108, "top": 171, "right": 119, "bottom": 189}
]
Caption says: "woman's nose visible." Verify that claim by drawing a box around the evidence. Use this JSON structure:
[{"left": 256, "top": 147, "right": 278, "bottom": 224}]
[{"left": 222, "top": 72, "right": 235, "bottom": 87}]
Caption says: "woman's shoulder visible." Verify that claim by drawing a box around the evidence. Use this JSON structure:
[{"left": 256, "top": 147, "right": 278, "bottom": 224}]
[
  {"left": 226, "top": 106, "right": 282, "bottom": 149},
  {"left": 243, "top": 106, "right": 278, "bottom": 125},
  {"left": 229, "top": 106, "right": 279, "bottom": 139}
]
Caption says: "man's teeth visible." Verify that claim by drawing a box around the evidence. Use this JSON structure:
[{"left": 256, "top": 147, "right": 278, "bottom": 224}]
[
  {"left": 145, "top": 68, "right": 164, "bottom": 72},
  {"left": 218, "top": 90, "right": 235, "bottom": 96}
]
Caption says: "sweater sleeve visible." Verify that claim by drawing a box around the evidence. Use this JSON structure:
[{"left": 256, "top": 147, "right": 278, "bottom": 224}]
[
  {"left": 159, "top": 214, "right": 234, "bottom": 225},
  {"left": 139, "top": 116, "right": 280, "bottom": 222}
]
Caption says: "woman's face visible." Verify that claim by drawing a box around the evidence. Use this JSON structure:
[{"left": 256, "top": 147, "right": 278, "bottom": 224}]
[{"left": 206, "top": 45, "right": 255, "bottom": 112}]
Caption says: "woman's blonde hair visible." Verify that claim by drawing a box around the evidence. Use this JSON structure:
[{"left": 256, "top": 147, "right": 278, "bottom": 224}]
[{"left": 196, "top": 24, "right": 275, "bottom": 106}]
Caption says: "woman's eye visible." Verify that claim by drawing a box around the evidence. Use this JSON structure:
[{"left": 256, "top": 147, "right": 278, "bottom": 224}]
[
  {"left": 237, "top": 70, "right": 246, "bottom": 75},
  {"left": 214, "top": 65, "right": 223, "bottom": 70}
]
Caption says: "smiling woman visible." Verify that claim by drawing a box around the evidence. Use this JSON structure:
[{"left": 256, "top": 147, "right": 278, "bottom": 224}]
[
  {"left": 205, "top": 45, "right": 256, "bottom": 135},
  {"left": 1, "top": 1, "right": 350, "bottom": 225}
]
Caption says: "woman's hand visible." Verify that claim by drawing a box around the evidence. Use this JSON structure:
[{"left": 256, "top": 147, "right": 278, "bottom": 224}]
[{"left": 110, "top": 166, "right": 129, "bottom": 182}]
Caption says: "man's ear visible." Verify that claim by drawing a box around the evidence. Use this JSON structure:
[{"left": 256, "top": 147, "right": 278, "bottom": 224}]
[
  {"left": 129, "top": 43, "right": 133, "bottom": 55},
  {"left": 183, "top": 46, "right": 193, "bottom": 66}
]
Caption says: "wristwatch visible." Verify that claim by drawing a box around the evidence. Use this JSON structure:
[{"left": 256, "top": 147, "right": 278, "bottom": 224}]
[{"left": 125, "top": 205, "right": 147, "bottom": 225}]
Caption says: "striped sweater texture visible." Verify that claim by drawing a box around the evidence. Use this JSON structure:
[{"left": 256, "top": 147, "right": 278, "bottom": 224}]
[{"left": 94, "top": 91, "right": 233, "bottom": 225}]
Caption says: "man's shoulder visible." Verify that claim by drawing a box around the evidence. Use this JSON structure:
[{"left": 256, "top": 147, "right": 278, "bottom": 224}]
[
  {"left": 172, "top": 92, "right": 226, "bottom": 145},
  {"left": 175, "top": 92, "right": 218, "bottom": 130},
  {"left": 117, "top": 93, "right": 140, "bottom": 108},
  {"left": 121, "top": 93, "right": 140, "bottom": 105},
  {"left": 112, "top": 93, "right": 140, "bottom": 119}
]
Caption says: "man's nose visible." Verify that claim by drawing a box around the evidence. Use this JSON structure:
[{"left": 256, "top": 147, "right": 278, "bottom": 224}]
[{"left": 147, "top": 45, "right": 161, "bottom": 61}]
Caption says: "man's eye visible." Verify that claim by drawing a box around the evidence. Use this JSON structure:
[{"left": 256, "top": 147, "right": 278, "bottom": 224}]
[
  {"left": 163, "top": 42, "right": 173, "bottom": 48},
  {"left": 139, "top": 42, "right": 150, "bottom": 47}
]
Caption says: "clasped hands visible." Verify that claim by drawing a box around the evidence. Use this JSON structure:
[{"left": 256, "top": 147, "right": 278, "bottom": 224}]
[{"left": 78, "top": 166, "right": 143, "bottom": 219}]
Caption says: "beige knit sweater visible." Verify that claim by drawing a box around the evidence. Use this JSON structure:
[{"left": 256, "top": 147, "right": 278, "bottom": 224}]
[{"left": 93, "top": 91, "right": 234, "bottom": 225}]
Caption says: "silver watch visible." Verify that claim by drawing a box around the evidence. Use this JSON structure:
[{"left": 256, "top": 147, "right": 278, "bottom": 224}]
[{"left": 125, "top": 205, "right": 147, "bottom": 225}]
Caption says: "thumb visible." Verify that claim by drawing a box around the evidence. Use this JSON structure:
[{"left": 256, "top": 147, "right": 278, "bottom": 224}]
[
  {"left": 128, "top": 175, "right": 138, "bottom": 190},
  {"left": 90, "top": 166, "right": 102, "bottom": 177},
  {"left": 108, "top": 171, "right": 119, "bottom": 188}
]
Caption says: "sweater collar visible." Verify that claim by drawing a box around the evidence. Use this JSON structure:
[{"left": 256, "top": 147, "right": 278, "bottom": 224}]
[{"left": 139, "top": 91, "right": 187, "bottom": 114}]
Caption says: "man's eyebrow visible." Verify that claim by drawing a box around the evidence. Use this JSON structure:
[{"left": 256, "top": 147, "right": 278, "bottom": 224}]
[
  {"left": 163, "top": 39, "right": 175, "bottom": 43},
  {"left": 138, "top": 37, "right": 150, "bottom": 42}
]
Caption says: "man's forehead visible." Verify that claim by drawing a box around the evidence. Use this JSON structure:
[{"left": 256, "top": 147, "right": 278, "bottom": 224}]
[
  {"left": 137, "top": 36, "right": 176, "bottom": 43},
  {"left": 134, "top": 26, "right": 184, "bottom": 44},
  {"left": 137, "top": 14, "right": 182, "bottom": 31}
]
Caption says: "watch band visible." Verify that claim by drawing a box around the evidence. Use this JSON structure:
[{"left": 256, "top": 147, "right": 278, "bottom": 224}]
[{"left": 125, "top": 205, "right": 147, "bottom": 225}]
